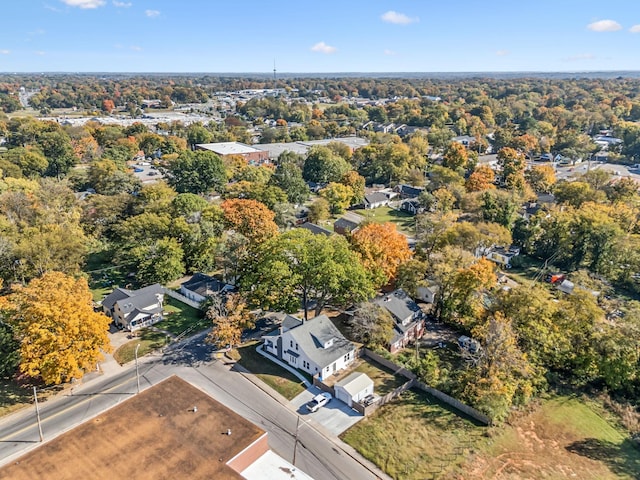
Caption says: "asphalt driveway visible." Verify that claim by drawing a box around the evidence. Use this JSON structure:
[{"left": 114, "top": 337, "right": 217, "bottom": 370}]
[{"left": 290, "top": 386, "right": 363, "bottom": 436}]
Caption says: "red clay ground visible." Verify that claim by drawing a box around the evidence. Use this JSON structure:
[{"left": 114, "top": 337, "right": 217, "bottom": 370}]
[{"left": 0, "top": 376, "right": 265, "bottom": 480}]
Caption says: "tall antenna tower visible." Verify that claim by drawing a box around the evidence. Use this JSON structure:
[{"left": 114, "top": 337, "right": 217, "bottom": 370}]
[{"left": 273, "top": 59, "right": 277, "bottom": 91}]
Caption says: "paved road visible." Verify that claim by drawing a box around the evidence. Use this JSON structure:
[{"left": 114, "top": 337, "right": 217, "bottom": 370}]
[{"left": 0, "top": 334, "right": 388, "bottom": 480}]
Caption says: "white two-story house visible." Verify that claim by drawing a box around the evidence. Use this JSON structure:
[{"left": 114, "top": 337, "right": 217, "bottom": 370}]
[
  {"left": 102, "top": 283, "right": 164, "bottom": 331},
  {"left": 262, "top": 314, "right": 356, "bottom": 380}
]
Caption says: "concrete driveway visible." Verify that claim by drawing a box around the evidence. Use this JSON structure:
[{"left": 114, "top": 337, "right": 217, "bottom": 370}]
[{"left": 290, "top": 386, "right": 363, "bottom": 436}]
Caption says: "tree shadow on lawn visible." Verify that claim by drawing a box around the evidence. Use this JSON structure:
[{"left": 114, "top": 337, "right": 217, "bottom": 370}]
[{"left": 566, "top": 438, "right": 640, "bottom": 479}]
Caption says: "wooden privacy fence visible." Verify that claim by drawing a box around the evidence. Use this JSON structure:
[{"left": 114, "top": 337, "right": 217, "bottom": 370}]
[{"left": 361, "top": 348, "right": 491, "bottom": 425}]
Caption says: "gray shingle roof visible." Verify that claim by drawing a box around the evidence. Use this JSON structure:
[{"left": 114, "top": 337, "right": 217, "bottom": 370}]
[
  {"left": 299, "top": 222, "right": 332, "bottom": 236},
  {"left": 364, "top": 192, "right": 388, "bottom": 204},
  {"left": 181, "top": 273, "right": 229, "bottom": 297},
  {"left": 103, "top": 284, "right": 164, "bottom": 320},
  {"left": 287, "top": 315, "right": 354, "bottom": 368},
  {"left": 373, "top": 289, "right": 421, "bottom": 323},
  {"left": 335, "top": 372, "right": 373, "bottom": 396}
]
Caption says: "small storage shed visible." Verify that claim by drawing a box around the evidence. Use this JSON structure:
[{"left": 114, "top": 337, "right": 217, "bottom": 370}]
[{"left": 334, "top": 372, "right": 374, "bottom": 407}]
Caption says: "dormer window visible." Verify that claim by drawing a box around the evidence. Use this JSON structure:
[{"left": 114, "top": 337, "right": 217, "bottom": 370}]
[{"left": 323, "top": 338, "right": 334, "bottom": 349}]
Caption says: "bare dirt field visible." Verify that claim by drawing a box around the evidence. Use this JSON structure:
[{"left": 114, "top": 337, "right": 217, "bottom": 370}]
[
  {"left": 0, "top": 376, "right": 264, "bottom": 480},
  {"left": 457, "top": 397, "right": 640, "bottom": 480}
]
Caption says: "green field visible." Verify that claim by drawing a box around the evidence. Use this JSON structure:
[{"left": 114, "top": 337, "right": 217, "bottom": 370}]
[
  {"left": 352, "top": 207, "right": 416, "bottom": 234},
  {"left": 342, "top": 391, "right": 640, "bottom": 480},
  {"left": 341, "top": 388, "right": 485, "bottom": 480},
  {"left": 235, "top": 342, "right": 307, "bottom": 400},
  {"left": 155, "top": 296, "right": 206, "bottom": 336}
]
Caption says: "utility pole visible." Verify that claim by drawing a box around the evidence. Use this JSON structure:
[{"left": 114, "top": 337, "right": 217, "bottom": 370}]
[
  {"left": 33, "top": 387, "right": 44, "bottom": 442},
  {"left": 292, "top": 415, "right": 300, "bottom": 465},
  {"left": 135, "top": 343, "right": 141, "bottom": 394}
]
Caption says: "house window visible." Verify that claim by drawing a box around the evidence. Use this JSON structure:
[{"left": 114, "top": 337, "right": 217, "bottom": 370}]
[
  {"left": 344, "top": 352, "right": 350, "bottom": 362},
  {"left": 290, "top": 340, "right": 293, "bottom": 348},
  {"left": 295, "top": 343, "right": 298, "bottom": 351}
]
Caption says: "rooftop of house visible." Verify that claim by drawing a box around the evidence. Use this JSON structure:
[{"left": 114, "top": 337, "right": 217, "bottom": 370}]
[
  {"left": 196, "top": 142, "right": 262, "bottom": 156},
  {"left": 364, "top": 192, "right": 389, "bottom": 204},
  {"left": 299, "top": 222, "right": 333, "bottom": 236},
  {"left": 0, "top": 376, "right": 264, "bottom": 480},
  {"left": 372, "top": 289, "right": 422, "bottom": 324},
  {"left": 334, "top": 371, "right": 374, "bottom": 396},
  {"left": 285, "top": 315, "right": 354, "bottom": 367},
  {"left": 181, "top": 273, "right": 231, "bottom": 297},
  {"left": 102, "top": 283, "right": 164, "bottom": 313}
]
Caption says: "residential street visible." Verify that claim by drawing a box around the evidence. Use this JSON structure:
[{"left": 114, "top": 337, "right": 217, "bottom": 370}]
[{"left": 0, "top": 333, "right": 389, "bottom": 480}]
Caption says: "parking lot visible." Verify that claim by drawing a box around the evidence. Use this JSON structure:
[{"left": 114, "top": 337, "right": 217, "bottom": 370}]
[
  {"left": 290, "top": 386, "right": 364, "bottom": 436},
  {"left": 131, "top": 163, "right": 164, "bottom": 184}
]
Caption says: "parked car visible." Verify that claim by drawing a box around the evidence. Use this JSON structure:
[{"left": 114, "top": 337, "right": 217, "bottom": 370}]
[{"left": 306, "top": 392, "right": 332, "bottom": 413}]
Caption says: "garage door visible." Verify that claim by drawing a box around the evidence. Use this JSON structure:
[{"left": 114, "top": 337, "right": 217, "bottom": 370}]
[{"left": 334, "top": 386, "right": 352, "bottom": 407}]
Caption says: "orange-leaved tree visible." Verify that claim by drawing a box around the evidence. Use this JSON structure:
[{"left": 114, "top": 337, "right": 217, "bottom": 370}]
[
  {"left": 205, "top": 293, "right": 254, "bottom": 350},
  {"left": 350, "top": 222, "right": 412, "bottom": 287},
  {"left": 0, "top": 271, "right": 112, "bottom": 385},
  {"left": 221, "top": 198, "right": 279, "bottom": 245},
  {"left": 466, "top": 164, "right": 496, "bottom": 192}
]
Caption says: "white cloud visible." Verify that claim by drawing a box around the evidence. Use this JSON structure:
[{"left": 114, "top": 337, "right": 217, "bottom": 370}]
[
  {"left": 145, "top": 9, "right": 160, "bottom": 17},
  {"left": 60, "top": 0, "right": 106, "bottom": 9},
  {"left": 564, "top": 53, "right": 596, "bottom": 62},
  {"left": 496, "top": 49, "right": 510, "bottom": 56},
  {"left": 113, "top": 0, "right": 132, "bottom": 6},
  {"left": 34, "top": 51, "right": 46, "bottom": 56},
  {"left": 381, "top": 11, "right": 418, "bottom": 25},
  {"left": 129, "top": 45, "right": 142, "bottom": 51},
  {"left": 44, "top": 4, "right": 62, "bottom": 12},
  {"left": 311, "top": 41, "right": 337, "bottom": 54},
  {"left": 0, "top": 50, "right": 10, "bottom": 55},
  {"left": 587, "top": 19, "right": 622, "bottom": 32},
  {"left": 630, "top": 24, "right": 640, "bottom": 33},
  {"left": 383, "top": 49, "right": 396, "bottom": 56}
]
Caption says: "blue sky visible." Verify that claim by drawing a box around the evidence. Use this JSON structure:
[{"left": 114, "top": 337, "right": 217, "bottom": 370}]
[{"left": 1, "top": 0, "right": 639, "bottom": 72}]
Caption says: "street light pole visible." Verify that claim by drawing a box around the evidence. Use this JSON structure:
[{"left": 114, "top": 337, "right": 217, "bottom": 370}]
[
  {"left": 135, "top": 343, "right": 141, "bottom": 394},
  {"left": 33, "top": 386, "right": 44, "bottom": 442}
]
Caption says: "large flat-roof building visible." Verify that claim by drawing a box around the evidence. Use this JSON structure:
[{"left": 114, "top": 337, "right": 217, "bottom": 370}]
[
  {"left": 254, "top": 137, "right": 369, "bottom": 161},
  {"left": 196, "top": 142, "right": 270, "bottom": 166},
  {"left": 0, "top": 376, "right": 312, "bottom": 480}
]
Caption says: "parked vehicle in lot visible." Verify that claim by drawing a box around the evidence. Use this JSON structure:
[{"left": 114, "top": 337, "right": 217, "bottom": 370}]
[{"left": 306, "top": 392, "right": 332, "bottom": 412}]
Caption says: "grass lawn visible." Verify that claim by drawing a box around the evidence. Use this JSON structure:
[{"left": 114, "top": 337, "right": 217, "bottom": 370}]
[
  {"left": 113, "top": 329, "right": 168, "bottom": 365},
  {"left": 352, "top": 358, "right": 407, "bottom": 396},
  {"left": 0, "top": 380, "right": 63, "bottom": 418},
  {"left": 0, "top": 380, "right": 34, "bottom": 417},
  {"left": 155, "top": 296, "right": 206, "bottom": 336},
  {"left": 235, "top": 342, "right": 307, "bottom": 400},
  {"left": 85, "top": 249, "right": 129, "bottom": 302},
  {"left": 352, "top": 207, "right": 416, "bottom": 235},
  {"left": 341, "top": 388, "right": 486, "bottom": 480}
]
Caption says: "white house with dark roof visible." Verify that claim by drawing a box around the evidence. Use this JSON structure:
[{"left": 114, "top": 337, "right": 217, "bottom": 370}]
[
  {"left": 363, "top": 192, "right": 390, "bottom": 209},
  {"left": 102, "top": 284, "right": 164, "bottom": 331},
  {"left": 372, "top": 289, "right": 425, "bottom": 353},
  {"left": 180, "top": 273, "right": 234, "bottom": 304},
  {"left": 261, "top": 315, "right": 355, "bottom": 380}
]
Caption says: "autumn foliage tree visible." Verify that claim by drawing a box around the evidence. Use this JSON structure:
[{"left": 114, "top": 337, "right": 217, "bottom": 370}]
[
  {"left": 465, "top": 164, "right": 496, "bottom": 192},
  {"left": 205, "top": 293, "right": 254, "bottom": 350},
  {"left": 221, "top": 198, "right": 279, "bottom": 245},
  {"left": 350, "top": 222, "right": 412, "bottom": 287},
  {"left": 0, "top": 272, "right": 111, "bottom": 385}
]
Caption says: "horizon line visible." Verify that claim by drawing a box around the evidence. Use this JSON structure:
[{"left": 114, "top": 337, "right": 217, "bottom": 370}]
[{"left": 2, "top": 70, "right": 640, "bottom": 75}]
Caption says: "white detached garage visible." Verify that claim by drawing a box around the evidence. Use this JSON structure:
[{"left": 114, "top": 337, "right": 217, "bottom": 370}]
[{"left": 334, "top": 372, "right": 374, "bottom": 407}]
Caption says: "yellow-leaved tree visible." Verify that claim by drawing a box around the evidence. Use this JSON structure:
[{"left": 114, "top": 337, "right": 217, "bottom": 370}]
[
  {"left": 0, "top": 271, "right": 112, "bottom": 385},
  {"left": 350, "top": 222, "right": 413, "bottom": 288}
]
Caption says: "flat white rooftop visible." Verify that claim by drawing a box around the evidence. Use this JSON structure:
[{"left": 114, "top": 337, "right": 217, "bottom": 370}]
[
  {"left": 197, "top": 142, "right": 261, "bottom": 155},
  {"left": 241, "top": 450, "right": 314, "bottom": 480}
]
